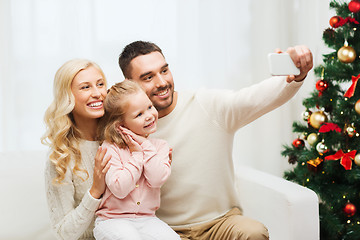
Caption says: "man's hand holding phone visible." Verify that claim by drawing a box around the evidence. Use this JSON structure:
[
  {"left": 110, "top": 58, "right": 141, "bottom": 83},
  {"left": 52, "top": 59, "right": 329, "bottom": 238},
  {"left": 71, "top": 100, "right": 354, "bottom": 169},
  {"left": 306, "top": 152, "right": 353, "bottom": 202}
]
[{"left": 268, "top": 46, "right": 313, "bottom": 83}]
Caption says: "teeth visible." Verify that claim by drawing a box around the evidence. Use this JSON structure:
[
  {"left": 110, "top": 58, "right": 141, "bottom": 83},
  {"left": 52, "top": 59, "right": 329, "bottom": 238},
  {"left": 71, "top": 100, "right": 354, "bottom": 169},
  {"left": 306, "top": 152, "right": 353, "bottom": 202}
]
[
  {"left": 157, "top": 89, "right": 168, "bottom": 96},
  {"left": 89, "top": 102, "right": 102, "bottom": 107},
  {"left": 145, "top": 121, "right": 154, "bottom": 128}
]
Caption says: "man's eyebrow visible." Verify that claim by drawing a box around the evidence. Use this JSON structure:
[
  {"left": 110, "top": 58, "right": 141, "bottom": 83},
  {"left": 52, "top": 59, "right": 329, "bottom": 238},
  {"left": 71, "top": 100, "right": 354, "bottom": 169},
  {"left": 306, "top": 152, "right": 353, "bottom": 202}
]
[
  {"left": 140, "top": 71, "right": 152, "bottom": 79},
  {"left": 139, "top": 63, "right": 169, "bottom": 79}
]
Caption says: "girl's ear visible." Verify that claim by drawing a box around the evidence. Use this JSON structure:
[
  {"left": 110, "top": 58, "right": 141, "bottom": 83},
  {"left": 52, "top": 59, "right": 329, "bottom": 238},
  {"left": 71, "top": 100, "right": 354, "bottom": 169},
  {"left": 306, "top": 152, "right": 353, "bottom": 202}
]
[{"left": 114, "top": 121, "right": 123, "bottom": 134}]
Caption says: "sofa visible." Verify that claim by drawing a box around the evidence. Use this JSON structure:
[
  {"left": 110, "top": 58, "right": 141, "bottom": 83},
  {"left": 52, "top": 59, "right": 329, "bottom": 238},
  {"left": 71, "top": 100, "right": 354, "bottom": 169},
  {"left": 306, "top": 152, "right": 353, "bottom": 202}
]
[{"left": 1, "top": 150, "right": 319, "bottom": 240}]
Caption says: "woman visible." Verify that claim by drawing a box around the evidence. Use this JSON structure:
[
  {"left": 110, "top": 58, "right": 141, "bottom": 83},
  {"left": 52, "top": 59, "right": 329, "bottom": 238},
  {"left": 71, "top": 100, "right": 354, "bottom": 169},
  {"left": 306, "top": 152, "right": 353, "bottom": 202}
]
[{"left": 41, "top": 59, "right": 111, "bottom": 240}]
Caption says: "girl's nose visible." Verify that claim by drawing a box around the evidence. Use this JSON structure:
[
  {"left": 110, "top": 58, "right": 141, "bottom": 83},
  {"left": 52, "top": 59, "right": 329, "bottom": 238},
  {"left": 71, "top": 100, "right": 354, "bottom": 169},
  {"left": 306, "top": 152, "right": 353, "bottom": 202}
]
[{"left": 145, "top": 112, "right": 152, "bottom": 121}]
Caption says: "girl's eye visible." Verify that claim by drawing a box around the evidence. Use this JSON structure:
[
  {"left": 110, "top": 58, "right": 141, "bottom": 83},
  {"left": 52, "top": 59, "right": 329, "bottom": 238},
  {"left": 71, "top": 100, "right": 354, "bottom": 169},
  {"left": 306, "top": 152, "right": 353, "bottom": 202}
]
[
  {"left": 81, "top": 85, "right": 90, "bottom": 90},
  {"left": 136, "top": 113, "right": 142, "bottom": 118},
  {"left": 98, "top": 82, "right": 104, "bottom": 87},
  {"left": 148, "top": 105, "right": 152, "bottom": 110}
]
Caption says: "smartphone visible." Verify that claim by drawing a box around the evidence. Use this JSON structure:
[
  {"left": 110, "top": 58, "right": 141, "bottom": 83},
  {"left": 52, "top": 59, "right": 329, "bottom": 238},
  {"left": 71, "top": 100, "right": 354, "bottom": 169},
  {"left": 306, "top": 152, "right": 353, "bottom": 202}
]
[{"left": 268, "top": 53, "right": 300, "bottom": 76}]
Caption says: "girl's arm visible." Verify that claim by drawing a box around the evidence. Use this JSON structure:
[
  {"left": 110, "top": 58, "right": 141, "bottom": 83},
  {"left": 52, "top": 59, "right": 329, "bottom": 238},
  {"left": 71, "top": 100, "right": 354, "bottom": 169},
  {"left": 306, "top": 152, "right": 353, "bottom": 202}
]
[
  {"left": 104, "top": 143, "right": 144, "bottom": 199},
  {"left": 45, "top": 160, "right": 101, "bottom": 240},
  {"left": 142, "top": 139, "right": 172, "bottom": 188}
]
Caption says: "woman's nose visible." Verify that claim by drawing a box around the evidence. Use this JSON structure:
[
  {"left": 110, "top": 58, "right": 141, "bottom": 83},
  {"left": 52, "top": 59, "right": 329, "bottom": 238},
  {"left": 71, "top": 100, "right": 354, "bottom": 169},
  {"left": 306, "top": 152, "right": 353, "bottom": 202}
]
[{"left": 91, "top": 87, "right": 101, "bottom": 97}]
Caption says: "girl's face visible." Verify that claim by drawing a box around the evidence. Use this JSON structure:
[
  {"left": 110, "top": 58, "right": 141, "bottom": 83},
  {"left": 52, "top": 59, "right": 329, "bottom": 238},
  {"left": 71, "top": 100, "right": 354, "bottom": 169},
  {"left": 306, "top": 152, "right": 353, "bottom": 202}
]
[
  {"left": 71, "top": 66, "right": 107, "bottom": 124},
  {"left": 122, "top": 91, "right": 158, "bottom": 137}
]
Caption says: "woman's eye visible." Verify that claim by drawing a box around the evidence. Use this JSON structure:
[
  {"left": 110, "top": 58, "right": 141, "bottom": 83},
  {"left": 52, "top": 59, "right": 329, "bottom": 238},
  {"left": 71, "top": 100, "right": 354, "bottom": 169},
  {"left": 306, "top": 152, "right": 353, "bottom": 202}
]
[{"left": 81, "top": 85, "right": 90, "bottom": 90}]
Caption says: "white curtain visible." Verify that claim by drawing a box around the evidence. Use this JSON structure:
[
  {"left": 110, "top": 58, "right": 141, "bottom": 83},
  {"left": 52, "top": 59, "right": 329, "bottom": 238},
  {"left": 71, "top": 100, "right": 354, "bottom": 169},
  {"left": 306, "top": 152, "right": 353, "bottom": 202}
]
[{"left": 0, "top": 0, "right": 333, "bottom": 176}]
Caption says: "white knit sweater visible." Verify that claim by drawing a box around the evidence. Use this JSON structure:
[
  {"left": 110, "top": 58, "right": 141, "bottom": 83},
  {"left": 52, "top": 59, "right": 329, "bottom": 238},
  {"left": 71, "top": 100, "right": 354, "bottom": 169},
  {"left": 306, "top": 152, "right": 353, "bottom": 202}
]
[
  {"left": 45, "top": 140, "right": 101, "bottom": 240},
  {"left": 152, "top": 76, "right": 303, "bottom": 228}
]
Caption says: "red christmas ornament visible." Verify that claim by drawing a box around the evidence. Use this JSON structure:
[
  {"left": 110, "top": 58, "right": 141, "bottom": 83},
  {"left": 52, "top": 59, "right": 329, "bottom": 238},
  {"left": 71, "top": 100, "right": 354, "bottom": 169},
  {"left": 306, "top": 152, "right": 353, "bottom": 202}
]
[
  {"left": 316, "top": 79, "right": 328, "bottom": 91},
  {"left": 343, "top": 202, "right": 357, "bottom": 217},
  {"left": 349, "top": 0, "right": 360, "bottom": 13},
  {"left": 292, "top": 138, "right": 305, "bottom": 148},
  {"left": 329, "top": 16, "right": 341, "bottom": 28},
  {"left": 316, "top": 79, "right": 328, "bottom": 96}
]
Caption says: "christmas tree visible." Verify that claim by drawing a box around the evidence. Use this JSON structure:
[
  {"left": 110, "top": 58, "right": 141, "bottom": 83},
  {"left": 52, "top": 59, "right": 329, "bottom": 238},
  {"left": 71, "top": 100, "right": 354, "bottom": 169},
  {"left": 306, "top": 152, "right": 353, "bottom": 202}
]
[{"left": 281, "top": 1, "right": 360, "bottom": 239}]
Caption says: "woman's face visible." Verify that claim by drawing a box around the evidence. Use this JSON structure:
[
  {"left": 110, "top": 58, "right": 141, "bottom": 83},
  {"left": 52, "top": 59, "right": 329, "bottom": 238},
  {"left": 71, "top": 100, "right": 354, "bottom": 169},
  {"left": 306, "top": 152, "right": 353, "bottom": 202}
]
[{"left": 71, "top": 66, "right": 107, "bottom": 124}]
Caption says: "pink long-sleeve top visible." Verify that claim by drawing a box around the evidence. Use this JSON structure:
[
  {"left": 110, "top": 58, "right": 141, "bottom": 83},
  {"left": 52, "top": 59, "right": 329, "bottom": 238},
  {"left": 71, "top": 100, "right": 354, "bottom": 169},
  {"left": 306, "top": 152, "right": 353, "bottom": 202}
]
[{"left": 96, "top": 138, "right": 171, "bottom": 220}]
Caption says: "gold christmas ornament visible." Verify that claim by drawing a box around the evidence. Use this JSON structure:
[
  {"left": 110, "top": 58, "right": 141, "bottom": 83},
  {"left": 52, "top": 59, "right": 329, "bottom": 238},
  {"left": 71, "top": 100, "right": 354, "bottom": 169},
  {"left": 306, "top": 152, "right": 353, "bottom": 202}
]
[
  {"left": 354, "top": 153, "right": 360, "bottom": 166},
  {"left": 307, "top": 133, "right": 319, "bottom": 146},
  {"left": 309, "top": 111, "right": 328, "bottom": 129},
  {"left": 355, "top": 99, "right": 360, "bottom": 114},
  {"left": 337, "top": 45, "right": 356, "bottom": 63}
]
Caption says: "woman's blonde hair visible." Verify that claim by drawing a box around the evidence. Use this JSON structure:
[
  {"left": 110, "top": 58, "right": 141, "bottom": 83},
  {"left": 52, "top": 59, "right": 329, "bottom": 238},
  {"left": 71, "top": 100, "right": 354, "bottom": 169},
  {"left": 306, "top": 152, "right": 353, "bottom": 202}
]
[
  {"left": 98, "top": 80, "right": 143, "bottom": 148},
  {"left": 41, "top": 59, "right": 107, "bottom": 184}
]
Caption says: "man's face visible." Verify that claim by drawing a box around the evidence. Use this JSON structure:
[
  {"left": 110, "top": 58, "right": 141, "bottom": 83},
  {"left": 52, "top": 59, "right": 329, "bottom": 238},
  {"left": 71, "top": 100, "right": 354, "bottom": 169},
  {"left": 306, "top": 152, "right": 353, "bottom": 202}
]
[{"left": 128, "top": 51, "right": 175, "bottom": 117}]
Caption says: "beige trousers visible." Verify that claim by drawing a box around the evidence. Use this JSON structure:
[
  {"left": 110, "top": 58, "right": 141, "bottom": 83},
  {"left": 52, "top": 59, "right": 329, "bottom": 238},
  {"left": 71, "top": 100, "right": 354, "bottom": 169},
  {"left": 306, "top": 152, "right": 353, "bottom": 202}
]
[{"left": 174, "top": 208, "right": 269, "bottom": 240}]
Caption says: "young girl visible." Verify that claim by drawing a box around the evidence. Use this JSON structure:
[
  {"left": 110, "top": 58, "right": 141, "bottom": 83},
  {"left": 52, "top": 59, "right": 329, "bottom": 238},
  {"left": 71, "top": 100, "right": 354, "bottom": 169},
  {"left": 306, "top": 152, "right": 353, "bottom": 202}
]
[{"left": 93, "top": 80, "right": 180, "bottom": 240}]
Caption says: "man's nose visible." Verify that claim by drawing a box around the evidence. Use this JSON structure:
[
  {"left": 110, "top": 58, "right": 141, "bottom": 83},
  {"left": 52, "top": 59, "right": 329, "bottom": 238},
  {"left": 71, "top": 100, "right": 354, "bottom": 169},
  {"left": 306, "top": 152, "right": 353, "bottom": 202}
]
[{"left": 155, "top": 74, "right": 167, "bottom": 88}]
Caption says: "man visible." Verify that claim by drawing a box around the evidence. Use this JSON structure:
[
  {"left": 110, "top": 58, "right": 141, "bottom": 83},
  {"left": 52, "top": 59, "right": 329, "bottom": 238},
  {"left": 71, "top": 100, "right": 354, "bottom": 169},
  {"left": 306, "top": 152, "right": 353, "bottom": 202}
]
[{"left": 118, "top": 41, "right": 313, "bottom": 240}]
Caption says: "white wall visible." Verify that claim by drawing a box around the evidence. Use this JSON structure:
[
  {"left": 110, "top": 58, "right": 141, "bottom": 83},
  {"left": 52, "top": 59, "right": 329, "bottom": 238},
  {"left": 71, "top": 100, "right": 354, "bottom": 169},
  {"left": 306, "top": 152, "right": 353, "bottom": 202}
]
[{"left": 0, "top": 0, "right": 333, "bottom": 176}]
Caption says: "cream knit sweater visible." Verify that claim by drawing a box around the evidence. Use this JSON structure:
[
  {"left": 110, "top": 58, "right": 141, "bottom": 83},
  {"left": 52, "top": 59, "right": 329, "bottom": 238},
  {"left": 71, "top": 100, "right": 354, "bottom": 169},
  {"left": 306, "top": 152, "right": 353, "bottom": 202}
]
[
  {"left": 45, "top": 140, "right": 101, "bottom": 240},
  {"left": 152, "top": 76, "right": 303, "bottom": 228}
]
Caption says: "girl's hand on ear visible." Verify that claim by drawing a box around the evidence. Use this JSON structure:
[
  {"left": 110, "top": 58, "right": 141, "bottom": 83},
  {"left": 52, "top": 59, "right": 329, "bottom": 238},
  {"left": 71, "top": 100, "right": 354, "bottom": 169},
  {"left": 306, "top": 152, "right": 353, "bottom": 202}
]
[
  {"left": 90, "top": 146, "right": 111, "bottom": 199},
  {"left": 118, "top": 126, "right": 146, "bottom": 152}
]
